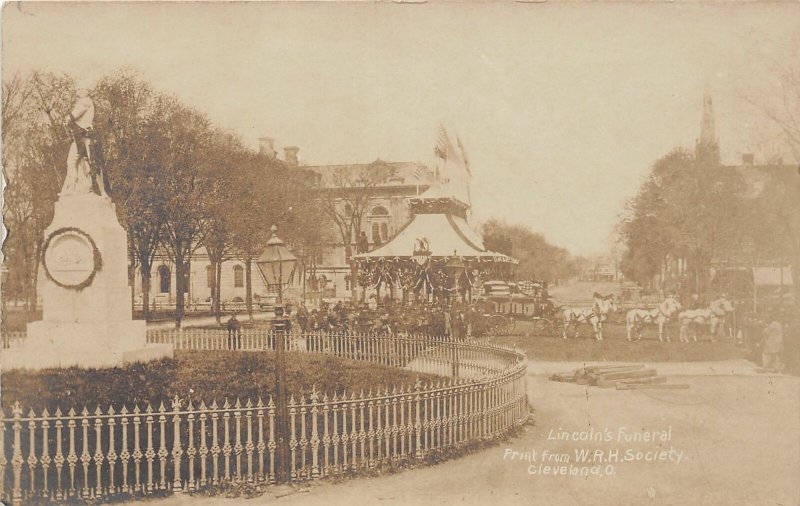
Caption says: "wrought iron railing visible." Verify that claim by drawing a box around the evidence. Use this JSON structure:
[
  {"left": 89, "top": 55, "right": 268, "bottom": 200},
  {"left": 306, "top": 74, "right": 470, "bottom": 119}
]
[
  {"left": 1, "top": 329, "right": 529, "bottom": 504},
  {"left": 1, "top": 332, "right": 26, "bottom": 349}
]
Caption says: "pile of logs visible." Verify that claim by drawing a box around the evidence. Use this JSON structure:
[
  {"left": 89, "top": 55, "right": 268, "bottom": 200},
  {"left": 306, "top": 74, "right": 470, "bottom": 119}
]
[{"left": 550, "top": 364, "right": 689, "bottom": 390}]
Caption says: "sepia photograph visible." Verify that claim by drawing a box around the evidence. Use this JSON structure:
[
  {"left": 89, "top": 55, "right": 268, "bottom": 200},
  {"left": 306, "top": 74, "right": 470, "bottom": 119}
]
[{"left": 1, "top": 2, "right": 798, "bottom": 505}]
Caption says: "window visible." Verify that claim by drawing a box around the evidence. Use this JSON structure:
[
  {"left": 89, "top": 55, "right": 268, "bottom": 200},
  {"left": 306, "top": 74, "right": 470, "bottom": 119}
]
[
  {"left": 372, "top": 223, "right": 381, "bottom": 244},
  {"left": 233, "top": 265, "right": 244, "bottom": 288},
  {"left": 369, "top": 206, "right": 389, "bottom": 245},
  {"left": 158, "top": 265, "right": 171, "bottom": 294},
  {"left": 206, "top": 265, "right": 214, "bottom": 288}
]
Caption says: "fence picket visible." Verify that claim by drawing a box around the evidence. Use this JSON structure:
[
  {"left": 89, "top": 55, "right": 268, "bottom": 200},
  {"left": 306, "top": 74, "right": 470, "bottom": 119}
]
[
  {"left": 132, "top": 406, "right": 142, "bottom": 493},
  {"left": 2, "top": 329, "right": 529, "bottom": 502},
  {"left": 92, "top": 407, "right": 103, "bottom": 497},
  {"left": 27, "top": 409, "right": 37, "bottom": 496},
  {"left": 245, "top": 399, "right": 254, "bottom": 483},
  {"left": 186, "top": 402, "right": 196, "bottom": 492},
  {"left": 171, "top": 396, "right": 183, "bottom": 492}
]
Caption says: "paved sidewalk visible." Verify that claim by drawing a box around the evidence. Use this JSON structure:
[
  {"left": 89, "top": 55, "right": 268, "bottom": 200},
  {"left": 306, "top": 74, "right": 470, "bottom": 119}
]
[{"left": 527, "top": 359, "right": 780, "bottom": 377}]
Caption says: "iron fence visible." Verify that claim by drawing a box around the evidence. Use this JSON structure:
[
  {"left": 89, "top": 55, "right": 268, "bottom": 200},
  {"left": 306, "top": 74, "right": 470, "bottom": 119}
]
[
  {"left": 1, "top": 332, "right": 26, "bottom": 349},
  {"left": 1, "top": 329, "right": 529, "bottom": 504}
]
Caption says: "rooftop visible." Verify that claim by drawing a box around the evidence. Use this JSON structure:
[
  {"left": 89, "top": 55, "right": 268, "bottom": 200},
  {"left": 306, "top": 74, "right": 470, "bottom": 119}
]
[{"left": 304, "top": 159, "right": 434, "bottom": 189}]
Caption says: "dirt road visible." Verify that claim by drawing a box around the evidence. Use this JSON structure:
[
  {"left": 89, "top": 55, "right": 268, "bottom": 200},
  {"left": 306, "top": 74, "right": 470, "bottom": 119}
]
[{"left": 159, "top": 368, "right": 799, "bottom": 506}]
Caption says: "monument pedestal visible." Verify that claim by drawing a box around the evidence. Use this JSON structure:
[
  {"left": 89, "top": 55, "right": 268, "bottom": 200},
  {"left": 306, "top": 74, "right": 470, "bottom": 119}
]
[{"left": 2, "top": 194, "right": 172, "bottom": 371}]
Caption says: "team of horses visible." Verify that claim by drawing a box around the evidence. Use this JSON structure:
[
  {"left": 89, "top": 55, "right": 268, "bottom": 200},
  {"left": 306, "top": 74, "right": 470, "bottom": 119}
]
[
  {"left": 562, "top": 292, "right": 618, "bottom": 340},
  {"left": 560, "top": 292, "right": 734, "bottom": 342}
]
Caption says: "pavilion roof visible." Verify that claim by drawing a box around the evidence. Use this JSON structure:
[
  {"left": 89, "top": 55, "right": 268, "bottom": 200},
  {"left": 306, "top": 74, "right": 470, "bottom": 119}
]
[{"left": 352, "top": 212, "right": 516, "bottom": 263}]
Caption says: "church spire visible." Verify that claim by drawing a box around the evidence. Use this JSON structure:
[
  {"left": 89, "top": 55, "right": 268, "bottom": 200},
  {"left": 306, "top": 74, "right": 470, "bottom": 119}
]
[{"left": 695, "top": 86, "right": 720, "bottom": 165}]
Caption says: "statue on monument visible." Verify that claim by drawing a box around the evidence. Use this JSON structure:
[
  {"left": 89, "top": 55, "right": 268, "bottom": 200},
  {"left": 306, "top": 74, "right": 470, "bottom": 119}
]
[{"left": 61, "top": 89, "right": 111, "bottom": 197}]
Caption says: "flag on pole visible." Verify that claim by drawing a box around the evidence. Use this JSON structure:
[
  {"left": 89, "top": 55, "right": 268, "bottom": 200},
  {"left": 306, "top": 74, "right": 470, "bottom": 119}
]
[
  {"left": 456, "top": 134, "right": 471, "bottom": 176},
  {"left": 435, "top": 124, "right": 451, "bottom": 161}
]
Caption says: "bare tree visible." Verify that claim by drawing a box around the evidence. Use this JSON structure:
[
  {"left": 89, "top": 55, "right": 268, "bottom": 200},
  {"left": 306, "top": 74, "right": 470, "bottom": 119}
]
[
  {"left": 91, "top": 70, "right": 168, "bottom": 319},
  {"left": 2, "top": 72, "right": 75, "bottom": 310},
  {"left": 742, "top": 38, "right": 800, "bottom": 306},
  {"left": 318, "top": 161, "right": 396, "bottom": 299}
]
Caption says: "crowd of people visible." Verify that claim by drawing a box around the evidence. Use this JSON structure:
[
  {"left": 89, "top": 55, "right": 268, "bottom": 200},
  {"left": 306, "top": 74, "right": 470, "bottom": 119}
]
[{"left": 291, "top": 297, "right": 498, "bottom": 339}]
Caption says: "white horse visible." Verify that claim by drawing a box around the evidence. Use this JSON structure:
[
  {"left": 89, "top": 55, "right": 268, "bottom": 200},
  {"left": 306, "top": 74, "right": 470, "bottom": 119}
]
[
  {"left": 562, "top": 293, "right": 618, "bottom": 340},
  {"left": 677, "top": 297, "right": 734, "bottom": 343},
  {"left": 625, "top": 297, "right": 682, "bottom": 342}
]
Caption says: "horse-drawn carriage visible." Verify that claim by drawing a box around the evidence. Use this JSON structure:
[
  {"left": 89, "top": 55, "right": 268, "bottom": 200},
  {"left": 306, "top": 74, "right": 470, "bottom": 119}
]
[{"left": 484, "top": 280, "right": 562, "bottom": 336}]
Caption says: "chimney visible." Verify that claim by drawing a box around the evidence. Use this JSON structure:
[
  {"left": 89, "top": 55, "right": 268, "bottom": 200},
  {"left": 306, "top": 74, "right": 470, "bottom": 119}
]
[
  {"left": 741, "top": 153, "right": 754, "bottom": 165},
  {"left": 259, "top": 137, "right": 276, "bottom": 159},
  {"left": 284, "top": 146, "right": 299, "bottom": 166}
]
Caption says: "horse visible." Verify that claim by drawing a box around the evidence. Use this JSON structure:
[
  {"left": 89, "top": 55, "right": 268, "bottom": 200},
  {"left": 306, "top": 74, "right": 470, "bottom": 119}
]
[
  {"left": 625, "top": 296, "right": 682, "bottom": 342},
  {"left": 677, "top": 297, "right": 735, "bottom": 343},
  {"left": 562, "top": 293, "right": 618, "bottom": 340}
]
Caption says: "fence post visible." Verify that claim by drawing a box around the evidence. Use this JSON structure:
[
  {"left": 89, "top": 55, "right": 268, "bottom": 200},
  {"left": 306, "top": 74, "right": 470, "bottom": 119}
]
[
  {"left": 186, "top": 402, "right": 196, "bottom": 492},
  {"left": 414, "top": 380, "right": 423, "bottom": 460},
  {"left": 310, "top": 389, "right": 321, "bottom": 479},
  {"left": 93, "top": 407, "right": 104, "bottom": 498},
  {"left": 273, "top": 313, "right": 291, "bottom": 483},
  {"left": 80, "top": 407, "right": 90, "bottom": 499},
  {"left": 171, "top": 395, "right": 184, "bottom": 492},
  {"left": 11, "top": 402, "right": 23, "bottom": 506},
  {"left": 0, "top": 406, "right": 6, "bottom": 500}
]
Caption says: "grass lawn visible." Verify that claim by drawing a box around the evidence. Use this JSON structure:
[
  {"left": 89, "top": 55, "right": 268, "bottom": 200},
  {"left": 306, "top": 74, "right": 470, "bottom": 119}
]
[
  {"left": 489, "top": 320, "right": 754, "bottom": 363},
  {"left": 1, "top": 350, "right": 439, "bottom": 413}
]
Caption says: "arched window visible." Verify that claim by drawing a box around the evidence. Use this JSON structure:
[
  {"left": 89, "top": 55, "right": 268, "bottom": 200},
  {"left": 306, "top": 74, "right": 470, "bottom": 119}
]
[
  {"left": 372, "top": 223, "right": 381, "bottom": 244},
  {"left": 206, "top": 265, "right": 214, "bottom": 288},
  {"left": 233, "top": 265, "right": 244, "bottom": 288},
  {"left": 371, "top": 206, "right": 389, "bottom": 217},
  {"left": 380, "top": 223, "right": 388, "bottom": 241},
  {"left": 158, "top": 265, "right": 171, "bottom": 294}
]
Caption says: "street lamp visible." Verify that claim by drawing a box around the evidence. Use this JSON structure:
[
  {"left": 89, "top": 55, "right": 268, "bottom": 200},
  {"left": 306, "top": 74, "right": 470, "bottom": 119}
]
[
  {"left": 254, "top": 225, "right": 298, "bottom": 483},
  {"left": 256, "top": 225, "right": 298, "bottom": 305},
  {"left": 444, "top": 252, "right": 466, "bottom": 302},
  {"left": 443, "top": 252, "right": 466, "bottom": 377}
]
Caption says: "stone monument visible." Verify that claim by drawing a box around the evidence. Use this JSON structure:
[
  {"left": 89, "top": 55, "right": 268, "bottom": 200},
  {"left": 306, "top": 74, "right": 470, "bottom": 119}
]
[{"left": 2, "top": 92, "right": 173, "bottom": 370}]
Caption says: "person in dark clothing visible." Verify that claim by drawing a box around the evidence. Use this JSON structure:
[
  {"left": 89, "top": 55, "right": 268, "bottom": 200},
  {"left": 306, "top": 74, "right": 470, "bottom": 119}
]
[
  {"left": 297, "top": 303, "right": 309, "bottom": 333},
  {"left": 226, "top": 314, "right": 242, "bottom": 349}
]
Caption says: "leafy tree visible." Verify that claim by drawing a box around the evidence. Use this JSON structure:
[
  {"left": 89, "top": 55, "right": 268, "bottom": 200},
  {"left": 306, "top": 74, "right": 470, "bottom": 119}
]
[
  {"left": 619, "top": 149, "right": 746, "bottom": 295},
  {"left": 154, "top": 96, "right": 215, "bottom": 328},
  {"left": 201, "top": 132, "right": 253, "bottom": 322},
  {"left": 481, "top": 220, "right": 578, "bottom": 284}
]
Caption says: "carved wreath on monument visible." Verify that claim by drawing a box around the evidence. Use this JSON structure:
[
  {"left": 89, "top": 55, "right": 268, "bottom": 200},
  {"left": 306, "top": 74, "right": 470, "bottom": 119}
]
[{"left": 42, "top": 227, "right": 103, "bottom": 291}]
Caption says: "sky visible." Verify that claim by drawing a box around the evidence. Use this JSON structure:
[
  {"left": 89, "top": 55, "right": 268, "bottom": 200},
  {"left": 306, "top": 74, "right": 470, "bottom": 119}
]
[{"left": 3, "top": 2, "right": 799, "bottom": 256}]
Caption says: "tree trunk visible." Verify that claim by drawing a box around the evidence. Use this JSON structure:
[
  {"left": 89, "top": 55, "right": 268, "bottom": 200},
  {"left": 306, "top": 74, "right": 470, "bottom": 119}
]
[
  {"left": 345, "top": 243, "right": 357, "bottom": 302},
  {"left": 174, "top": 246, "right": 185, "bottom": 329},
  {"left": 28, "top": 240, "right": 43, "bottom": 313},
  {"left": 215, "top": 260, "right": 223, "bottom": 323},
  {"left": 128, "top": 231, "right": 137, "bottom": 315},
  {"left": 245, "top": 257, "right": 254, "bottom": 322},
  {"left": 141, "top": 264, "right": 152, "bottom": 321}
]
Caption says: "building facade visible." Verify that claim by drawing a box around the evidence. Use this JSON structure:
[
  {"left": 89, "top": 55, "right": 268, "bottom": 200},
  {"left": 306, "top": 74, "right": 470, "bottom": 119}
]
[
  {"left": 130, "top": 141, "right": 438, "bottom": 308},
  {"left": 304, "top": 159, "right": 435, "bottom": 299},
  {"left": 655, "top": 89, "right": 798, "bottom": 302}
]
